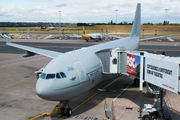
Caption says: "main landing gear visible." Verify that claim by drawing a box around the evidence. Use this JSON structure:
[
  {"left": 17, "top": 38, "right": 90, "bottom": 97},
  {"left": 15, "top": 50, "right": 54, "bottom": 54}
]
[{"left": 59, "top": 100, "right": 72, "bottom": 117}]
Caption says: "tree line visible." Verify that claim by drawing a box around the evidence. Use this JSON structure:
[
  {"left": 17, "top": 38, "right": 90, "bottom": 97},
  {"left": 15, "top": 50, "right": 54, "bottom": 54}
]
[
  {"left": 0, "top": 22, "right": 76, "bottom": 27},
  {"left": 143, "top": 21, "right": 180, "bottom": 26},
  {"left": 77, "top": 20, "right": 133, "bottom": 26},
  {"left": 0, "top": 21, "right": 179, "bottom": 27}
]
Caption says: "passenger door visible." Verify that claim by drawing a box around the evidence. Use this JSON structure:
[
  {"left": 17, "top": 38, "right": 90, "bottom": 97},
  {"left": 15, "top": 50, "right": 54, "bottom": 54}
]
[{"left": 74, "top": 62, "right": 86, "bottom": 82}]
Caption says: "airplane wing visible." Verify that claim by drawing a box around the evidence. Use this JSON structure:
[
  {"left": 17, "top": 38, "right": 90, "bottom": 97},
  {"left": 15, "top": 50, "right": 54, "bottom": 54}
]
[
  {"left": 140, "top": 35, "right": 173, "bottom": 41},
  {"left": 6, "top": 38, "right": 62, "bottom": 58},
  {"left": 105, "top": 34, "right": 121, "bottom": 39}
]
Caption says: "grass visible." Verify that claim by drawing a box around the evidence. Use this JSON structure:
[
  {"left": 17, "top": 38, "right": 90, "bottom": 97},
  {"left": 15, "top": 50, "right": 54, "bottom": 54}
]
[{"left": 0, "top": 26, "right": 180, "bottom": 35}]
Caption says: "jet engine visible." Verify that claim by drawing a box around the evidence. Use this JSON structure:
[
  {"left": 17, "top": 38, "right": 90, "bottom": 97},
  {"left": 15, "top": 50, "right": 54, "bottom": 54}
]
[{"left": 35, "top": 67, "right": 44, "bottom": 80}]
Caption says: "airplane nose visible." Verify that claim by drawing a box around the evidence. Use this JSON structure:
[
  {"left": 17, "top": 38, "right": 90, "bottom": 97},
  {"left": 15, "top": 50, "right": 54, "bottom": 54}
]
[
  {"left": 35, "top": 79, "right": 54, "bottom": 100},
  {"left": 35, "top": 84, "right": 45, "bottom": 97}
]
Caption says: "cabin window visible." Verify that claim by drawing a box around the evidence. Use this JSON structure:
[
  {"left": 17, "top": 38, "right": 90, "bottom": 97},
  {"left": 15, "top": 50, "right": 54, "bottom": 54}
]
[
  {"left": 60, "top": 72, "right": 66, "bottom": 78},
  {"left": 46, "top": 74, "right": 55, "bottom": 79},
  {"left": 40, "top": 73, "right": 46, "bottom": 79},
  {"left": 56, "top": 73, "right": 61, "bottom": 79}
]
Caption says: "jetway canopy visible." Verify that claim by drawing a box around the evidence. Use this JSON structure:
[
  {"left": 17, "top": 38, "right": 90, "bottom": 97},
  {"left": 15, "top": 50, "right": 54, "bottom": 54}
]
[{"left": 96, "top": 48, "right": 180, "bottom": 94}]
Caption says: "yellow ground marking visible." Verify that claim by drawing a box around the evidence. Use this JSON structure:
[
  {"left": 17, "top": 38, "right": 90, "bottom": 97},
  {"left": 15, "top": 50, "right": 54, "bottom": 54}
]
[
  {"left": 0, "top": 80, "right": 36, "bottom": 94},
  {"left": 60, "top": 76, "right": 121, "bottom": 119},
  {"left": 72, "top": 91, "right": 100, "bottom": 112},
  {"left": 60, "top": 91, "right": 100, "bottom": 119}
]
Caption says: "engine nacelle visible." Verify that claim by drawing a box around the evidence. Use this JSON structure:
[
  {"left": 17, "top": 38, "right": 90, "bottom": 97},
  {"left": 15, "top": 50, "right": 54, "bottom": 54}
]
[
  {"left": 35, "top": 67, "right": 44, "bottom": 80},
  {"left": 146, "top": 83, "right": 161, "bottom": 94},
  {"left": 23, "top": 51, "right": 36, "bottom": 57}
]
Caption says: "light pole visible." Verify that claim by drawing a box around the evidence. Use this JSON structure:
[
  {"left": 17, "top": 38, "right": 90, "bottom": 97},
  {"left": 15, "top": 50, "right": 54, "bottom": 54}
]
[
  {"left": 115, "top": 10, "right": 118, "bottom": 36},
  {"left": 58, "top": 11, "right": 61, "bottom": 37},
  {"left": 6, "top": 21, "right": 7, "bottom": 34},
  {"left": 165, "top": 9, "right": 169, "bottom": 36}
]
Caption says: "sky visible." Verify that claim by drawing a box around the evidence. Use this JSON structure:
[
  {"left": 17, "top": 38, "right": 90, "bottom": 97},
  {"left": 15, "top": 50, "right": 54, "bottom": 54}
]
[{"left": 0, "top": 0, "right": 179, "bottom": 24}]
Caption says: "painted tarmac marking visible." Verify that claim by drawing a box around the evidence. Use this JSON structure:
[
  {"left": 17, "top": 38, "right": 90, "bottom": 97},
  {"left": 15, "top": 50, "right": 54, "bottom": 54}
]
[
  {"left": 0, "top": 57, "right": 45, "bottom": 67},
  {"left": 0, "top": 55, "right": 41, "bottom": 64},
  {"left": 75, "top": 115, "right": 103, "bottom": 120},
  {"left": 60, "top": 77, "right": 121, "bottom": 119},
  {"left": 0, "top": 80, "right": 36, "bottom": 94},
  {"left": 174, "top": 42, "right": 178, "bottom": 46},
  {"left": 60, "top": 91, "right": 101, "bottom": 119},
  {"left": 113, "top": 81, "right": 134, "bottom": 102}
]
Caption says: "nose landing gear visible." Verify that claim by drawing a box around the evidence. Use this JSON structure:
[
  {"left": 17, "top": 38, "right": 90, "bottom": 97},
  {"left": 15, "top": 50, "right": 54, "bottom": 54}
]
[{"left": 59, "top": 100, "right": 72, "bottom": 117}]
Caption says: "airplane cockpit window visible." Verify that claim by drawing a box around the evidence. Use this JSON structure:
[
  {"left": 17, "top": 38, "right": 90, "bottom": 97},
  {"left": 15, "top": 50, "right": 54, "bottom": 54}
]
[
  {"left": 60, "top": 72, "right": 66, "bottom": 78},
  {"left": 56, "top": 73, "right": 61, "bottom": 79},
  {"left": 40, "top": 73, "right": 46, "bottom": 79},
  {"left": 39, "top": 72, "right": 66, "bottom": 79},
  {"left": 46, "top": 74, "right": 55, "bottom": 79}
]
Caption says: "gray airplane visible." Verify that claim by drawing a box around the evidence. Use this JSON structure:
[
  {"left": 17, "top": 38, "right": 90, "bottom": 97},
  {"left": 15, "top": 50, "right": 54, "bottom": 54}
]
[{"left": 6, "top": 3, "right": 168, "bottom": 117}]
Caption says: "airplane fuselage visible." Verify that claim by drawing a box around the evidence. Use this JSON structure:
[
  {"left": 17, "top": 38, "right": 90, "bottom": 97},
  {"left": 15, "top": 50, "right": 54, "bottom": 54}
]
[
  {"left": 82, "top": 33, "right": 102, "bottom": 41},
  {"left": 35, "top": 36, "right": 139, "bottom": 101}
]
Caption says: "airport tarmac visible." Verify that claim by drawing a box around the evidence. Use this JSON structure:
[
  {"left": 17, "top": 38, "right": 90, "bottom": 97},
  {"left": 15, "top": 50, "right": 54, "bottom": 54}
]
[{"left": 0, "top": 38, "right": 180, "bottom": 120}]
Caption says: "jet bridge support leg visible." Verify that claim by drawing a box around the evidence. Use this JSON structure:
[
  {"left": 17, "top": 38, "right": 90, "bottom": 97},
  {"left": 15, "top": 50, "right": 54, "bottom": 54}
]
[
  {"left": 160, "top": 89, "right": 172, "bottom": 119},
  {"left": 150, "top": 85, "right": 172, "bottom": 119},
  {"left": 142, "top": 84, "right": 172, "bottom": 120},
  {"left": 139, "top": 52, "right": 144, "bottom": 118}
]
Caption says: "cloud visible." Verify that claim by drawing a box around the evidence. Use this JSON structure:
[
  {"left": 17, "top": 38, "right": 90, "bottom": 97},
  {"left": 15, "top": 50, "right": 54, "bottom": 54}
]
[
  {"left": 56, "top": 3, "right": 67, "bottom": 7},
  {"left": 0, "top": 0, "right": 179, "bottom": 23}
]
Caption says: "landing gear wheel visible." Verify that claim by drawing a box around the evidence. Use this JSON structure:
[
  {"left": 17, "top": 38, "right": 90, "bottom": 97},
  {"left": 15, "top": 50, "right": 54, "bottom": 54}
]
[
  {"left": 142, "top": 114, "right": 152, "bottom": 120},
  {"left": 95, "top": 39, "right": 99, "bottom": 42},
  {"left": 61, "top": 107, "right": 65, "bottom": 117},
  {"left": 86, "top": 40, "right": 88, "bottom": 42},
  {"left": 66, "top": 108, "right": 72, "bottom": 116},
  {"left": 150, "top": 111, "right": 159, "bottom": 119}
]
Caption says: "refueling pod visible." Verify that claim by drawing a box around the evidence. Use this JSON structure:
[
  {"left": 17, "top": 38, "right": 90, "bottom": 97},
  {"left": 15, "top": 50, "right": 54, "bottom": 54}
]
[{"left": 35, "top": 67, "right": 44, "bottom": 80}]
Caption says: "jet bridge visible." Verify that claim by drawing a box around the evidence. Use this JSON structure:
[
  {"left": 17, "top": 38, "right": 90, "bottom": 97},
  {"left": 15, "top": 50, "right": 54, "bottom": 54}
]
[
  {"left": 96, "top": 48, "right": 180, "bottom": 119},
  {"left": 96, "top": 48, "right": 180, "bottom": 95}
]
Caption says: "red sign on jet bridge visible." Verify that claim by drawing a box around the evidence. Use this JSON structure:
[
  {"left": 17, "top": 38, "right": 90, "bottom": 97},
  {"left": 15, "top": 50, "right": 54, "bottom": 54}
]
[{"left": 126, "top": 53, "right": 135, "bottom": 76}]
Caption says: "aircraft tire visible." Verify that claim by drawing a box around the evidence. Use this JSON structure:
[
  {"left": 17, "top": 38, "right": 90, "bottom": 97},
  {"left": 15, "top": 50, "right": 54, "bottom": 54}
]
[
  {"left": 95, "top": 39, "right": 99, "bottom": 42},
  {"left": 66, "top": 108, "right": 72, "bottom": 116},
  {"left": 61, "top": 107, "right": 65, "bottom": 117},
  {"left": 86, "top": 40, "right": 88, "bottom": 42}
]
